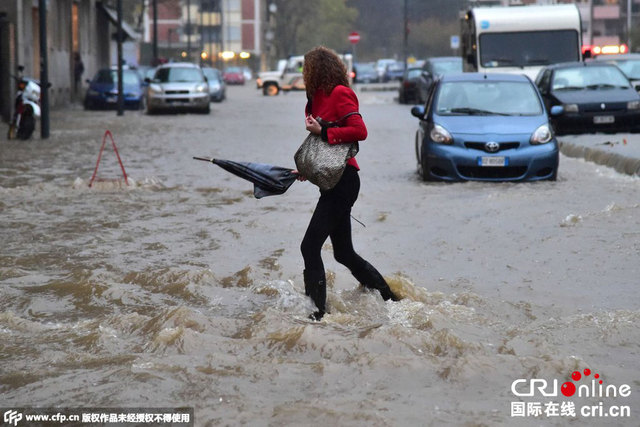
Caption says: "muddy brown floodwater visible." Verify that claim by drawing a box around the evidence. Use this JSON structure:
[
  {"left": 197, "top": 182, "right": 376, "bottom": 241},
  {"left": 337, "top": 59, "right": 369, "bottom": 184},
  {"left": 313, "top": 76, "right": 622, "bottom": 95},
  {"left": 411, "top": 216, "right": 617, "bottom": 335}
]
[{"left": 1, "top": 84, "right": 639, "bottom": 426}]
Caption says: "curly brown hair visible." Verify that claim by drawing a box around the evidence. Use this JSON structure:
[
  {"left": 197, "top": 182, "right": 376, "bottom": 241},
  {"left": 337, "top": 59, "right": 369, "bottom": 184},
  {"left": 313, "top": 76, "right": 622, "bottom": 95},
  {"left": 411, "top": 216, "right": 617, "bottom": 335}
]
[{"left": 303, "top": 46, "right": 349, "bottom": 98}]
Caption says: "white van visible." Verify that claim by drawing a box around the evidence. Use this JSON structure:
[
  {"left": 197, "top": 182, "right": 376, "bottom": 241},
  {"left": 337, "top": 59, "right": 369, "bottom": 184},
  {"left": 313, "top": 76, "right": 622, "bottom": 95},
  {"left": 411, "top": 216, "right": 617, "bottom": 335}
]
[{"left": 461, "top": 4, "right": 583, "bottom": 81}]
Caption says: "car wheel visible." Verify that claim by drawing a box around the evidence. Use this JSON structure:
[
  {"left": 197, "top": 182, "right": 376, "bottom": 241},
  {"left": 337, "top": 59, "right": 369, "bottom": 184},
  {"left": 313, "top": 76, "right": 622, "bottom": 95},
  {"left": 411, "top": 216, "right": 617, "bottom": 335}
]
[
  {"left": 420, "top": 156, "right": 438, "bottom": 181},
  {"left": 263, "top": 83, "right": 279, "bottom": 96}
]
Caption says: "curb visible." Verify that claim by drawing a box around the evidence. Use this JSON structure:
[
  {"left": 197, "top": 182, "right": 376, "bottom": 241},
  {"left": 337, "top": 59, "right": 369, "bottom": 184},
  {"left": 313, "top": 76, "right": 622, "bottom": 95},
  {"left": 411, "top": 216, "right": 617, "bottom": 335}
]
[
  {"left": 559, "top": 140, "right": 640, "bottom": 177},
  {"left": 354, "top": 83, "right": 400, "bottom": 92}
]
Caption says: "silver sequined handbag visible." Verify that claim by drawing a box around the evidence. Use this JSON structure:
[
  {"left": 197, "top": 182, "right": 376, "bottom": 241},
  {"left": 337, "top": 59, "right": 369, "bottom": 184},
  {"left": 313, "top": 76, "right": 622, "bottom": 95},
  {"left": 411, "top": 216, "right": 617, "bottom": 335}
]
[{"left": 294, "top": 112, "right": 360, "bottom": 191}]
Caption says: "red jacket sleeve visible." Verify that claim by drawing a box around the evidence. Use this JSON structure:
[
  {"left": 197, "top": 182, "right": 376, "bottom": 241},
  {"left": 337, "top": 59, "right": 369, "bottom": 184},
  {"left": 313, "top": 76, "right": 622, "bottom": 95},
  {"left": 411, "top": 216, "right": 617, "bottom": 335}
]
[{"left": 326, "top": 86, "right": 367, "bottom": 144}]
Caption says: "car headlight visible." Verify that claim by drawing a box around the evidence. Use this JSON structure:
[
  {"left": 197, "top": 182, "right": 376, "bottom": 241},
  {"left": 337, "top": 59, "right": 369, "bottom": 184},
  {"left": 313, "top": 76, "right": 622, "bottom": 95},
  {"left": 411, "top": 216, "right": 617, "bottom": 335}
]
[
  {"left": 210, "top": 83, "right": 220, "bottom": 91},
  {"left": 195, "top": 84, "right": 207, "bottom": 93},
  {"left": 530, "top": 124, "right": 553, "bottom": 145},
  {"left": 148, "top": 84, "right": 163, "bottom": 95},
  {"left": 429, "top": 124, "right": 453, "bottom": 145},
  {"left": 627, "top": 100, "right": 640, "bottom": 110},
  {"left": 563, "top": 103, "right": 579, "bottom": 113}
]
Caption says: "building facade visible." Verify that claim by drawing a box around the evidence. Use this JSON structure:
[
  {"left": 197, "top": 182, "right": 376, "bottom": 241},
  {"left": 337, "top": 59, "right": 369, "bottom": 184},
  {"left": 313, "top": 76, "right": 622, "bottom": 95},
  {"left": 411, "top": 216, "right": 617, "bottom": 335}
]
[
  {"left": 141, "top": 0, "right": 262, "bottom": 70},
  {"left": 0, "top": 0, "right": 115, "bottom": 122}
]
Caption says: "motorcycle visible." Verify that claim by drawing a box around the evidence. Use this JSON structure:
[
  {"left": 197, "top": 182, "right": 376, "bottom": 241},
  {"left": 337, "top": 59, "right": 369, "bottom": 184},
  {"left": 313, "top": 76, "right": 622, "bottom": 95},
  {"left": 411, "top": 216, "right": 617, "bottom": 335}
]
[{"left": 7, "top": 66, "right": 41, "bottom": 140}]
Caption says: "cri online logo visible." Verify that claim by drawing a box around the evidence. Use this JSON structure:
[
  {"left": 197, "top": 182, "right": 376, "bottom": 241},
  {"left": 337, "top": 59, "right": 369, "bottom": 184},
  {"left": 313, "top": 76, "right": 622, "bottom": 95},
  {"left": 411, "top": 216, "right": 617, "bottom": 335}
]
[{"left": 512, "top": 369, "right": 632, "bottom": 398}]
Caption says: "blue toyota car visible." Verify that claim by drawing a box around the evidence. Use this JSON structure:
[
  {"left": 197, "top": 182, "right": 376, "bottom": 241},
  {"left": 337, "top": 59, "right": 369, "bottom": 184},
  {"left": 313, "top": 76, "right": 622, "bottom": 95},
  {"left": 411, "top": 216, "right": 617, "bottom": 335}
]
[{"left": 411, "top": 72, "right": 559, "bottom": 181}]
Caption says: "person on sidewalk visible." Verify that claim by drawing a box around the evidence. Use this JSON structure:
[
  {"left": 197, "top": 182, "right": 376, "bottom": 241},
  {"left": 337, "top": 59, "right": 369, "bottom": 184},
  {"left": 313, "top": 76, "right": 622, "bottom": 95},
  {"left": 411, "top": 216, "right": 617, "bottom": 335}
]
[
  {"left": 73, "top": 52, "right": 84, "bottom": 101},
  {"left": 295, "top": 46, "right": 400, "bottom": 321}
]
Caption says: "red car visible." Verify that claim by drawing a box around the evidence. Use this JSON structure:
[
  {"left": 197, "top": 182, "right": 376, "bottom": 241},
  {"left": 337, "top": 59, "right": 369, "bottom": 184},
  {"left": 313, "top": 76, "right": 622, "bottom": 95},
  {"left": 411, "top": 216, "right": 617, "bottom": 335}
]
[{"left": 223, "top": 67, "right": 245, "bottom": 85}]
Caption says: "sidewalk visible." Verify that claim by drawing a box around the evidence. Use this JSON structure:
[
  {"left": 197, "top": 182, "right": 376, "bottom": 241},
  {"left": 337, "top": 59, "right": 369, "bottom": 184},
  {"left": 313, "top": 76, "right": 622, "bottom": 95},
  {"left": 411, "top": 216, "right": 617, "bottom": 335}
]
[{"left": 559, "top": 133, "right": 640, "bottom": 177}]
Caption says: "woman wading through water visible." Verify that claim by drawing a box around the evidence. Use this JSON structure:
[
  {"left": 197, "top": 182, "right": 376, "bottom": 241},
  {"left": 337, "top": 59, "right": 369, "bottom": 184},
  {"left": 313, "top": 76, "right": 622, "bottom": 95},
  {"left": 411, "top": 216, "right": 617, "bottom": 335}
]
[{"left": 294, "top": 46, "right": 400, "bottom": 320}]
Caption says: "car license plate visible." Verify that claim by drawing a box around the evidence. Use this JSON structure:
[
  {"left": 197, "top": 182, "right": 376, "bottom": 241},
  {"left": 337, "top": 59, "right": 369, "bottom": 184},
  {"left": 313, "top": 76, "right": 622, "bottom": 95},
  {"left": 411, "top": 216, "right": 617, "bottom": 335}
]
[
  {"left": 593, "top": 115, "right": 614, "bottom": 124},
  {"left": 106, "top": 96, "right": 117, "bottom": 103},
  {"left": 478, "top": 156, "right": 507, "bottom": 167}
]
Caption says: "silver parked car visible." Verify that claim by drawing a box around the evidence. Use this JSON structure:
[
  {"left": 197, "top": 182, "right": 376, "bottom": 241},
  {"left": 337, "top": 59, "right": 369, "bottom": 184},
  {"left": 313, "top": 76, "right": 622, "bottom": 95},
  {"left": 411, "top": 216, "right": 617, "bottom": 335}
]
[
  {"left": 202, "top": 67, "right": 226, "bottom": 102},
  {"left": 146, "top": 62, "right": 210, "bottom": 114}
]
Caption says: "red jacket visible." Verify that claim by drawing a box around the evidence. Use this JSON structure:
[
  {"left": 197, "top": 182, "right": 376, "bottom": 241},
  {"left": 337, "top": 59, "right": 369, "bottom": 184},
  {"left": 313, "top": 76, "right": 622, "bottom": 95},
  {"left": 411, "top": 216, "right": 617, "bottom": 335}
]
[{"left": 305, "top": 85, "right": 367, "bottom": 170}]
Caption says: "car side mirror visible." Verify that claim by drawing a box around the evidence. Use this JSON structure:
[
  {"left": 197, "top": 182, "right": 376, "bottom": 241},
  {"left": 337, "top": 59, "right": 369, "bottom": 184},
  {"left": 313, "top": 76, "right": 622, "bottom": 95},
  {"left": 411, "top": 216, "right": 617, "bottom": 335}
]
[
  {"left": 635, "top": 84, "right": 640, "bottom": 92},
  {"left": 411, "top": 105, "right": 426, "bottom": 119},
  {"left": 144, "top": 77, "right": 151, "bottom": 84},
  {"left": 85, "top": 79, "right": 91, "bottom": 84},
  {"left": 550, "top": 105, "right": 564, "bottom": 116}
]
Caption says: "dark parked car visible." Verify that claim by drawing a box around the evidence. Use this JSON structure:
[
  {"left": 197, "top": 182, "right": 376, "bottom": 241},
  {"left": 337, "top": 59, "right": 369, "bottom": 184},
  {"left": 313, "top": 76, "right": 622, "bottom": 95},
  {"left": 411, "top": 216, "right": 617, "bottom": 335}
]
[
  {"left": 398, "top": 67, "right": 423, "bottom": 104},
  {"left": 202, "top": 67, "right": 226, "bottom": 102},
  {"left": 416, "top": 56, "right": 463, "bottom": 104},
  {"left": 223, "top": 66, "right": 245, "bottom": 85},
  {"left": 382, "top": 61, "right": 405, "bottom": 82},
  {"left": 135, "top": 65, "right": 157, "bottom": 82},
  {"left": 353, "top": 62, "right": 378, "bottom": 83},
  {"left": 411, "top": 72, "right": 558, "bottom": 182},
  {"left": 535, "top": 61, "right": 640, "bottom": 135},
  {"left": 594, "top": 53, "right": 640, "bottom": 91},
  {"left": 84, "top": 68, "right": 145, "bottom": 110}
]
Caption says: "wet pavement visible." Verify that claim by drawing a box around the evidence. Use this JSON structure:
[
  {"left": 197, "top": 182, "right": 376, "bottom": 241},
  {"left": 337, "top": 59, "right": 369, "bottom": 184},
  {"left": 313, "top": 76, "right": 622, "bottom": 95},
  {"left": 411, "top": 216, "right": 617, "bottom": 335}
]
[{"left": 1, "top": 84, "right": 639, "bottom": 426}]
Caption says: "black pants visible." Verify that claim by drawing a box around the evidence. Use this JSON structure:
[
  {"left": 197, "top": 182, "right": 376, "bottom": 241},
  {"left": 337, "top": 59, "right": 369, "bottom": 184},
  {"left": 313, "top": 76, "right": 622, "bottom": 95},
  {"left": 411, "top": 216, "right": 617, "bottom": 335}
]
[{"left": 301, "top": 165, "right": 369, "bottom": 276}]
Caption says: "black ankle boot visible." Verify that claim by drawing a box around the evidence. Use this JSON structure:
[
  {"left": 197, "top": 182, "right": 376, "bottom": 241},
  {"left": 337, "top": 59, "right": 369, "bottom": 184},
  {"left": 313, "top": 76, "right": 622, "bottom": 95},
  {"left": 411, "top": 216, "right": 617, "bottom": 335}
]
[
  {"left": 352, "top": 262, "right": 400, "bottom": 302},
  {"left": 304, "top": 269, "right": 326, "bottom": 320}
]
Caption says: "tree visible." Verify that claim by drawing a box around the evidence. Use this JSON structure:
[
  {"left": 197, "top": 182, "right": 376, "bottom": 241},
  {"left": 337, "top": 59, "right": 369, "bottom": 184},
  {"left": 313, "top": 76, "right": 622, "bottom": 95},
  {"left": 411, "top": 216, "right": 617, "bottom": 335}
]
[
  {"left": 272, "top": 0, "right": 358, "bottom": 58},
  {"left": 346, "top": 0, "right": 465, "bottom": 60}
]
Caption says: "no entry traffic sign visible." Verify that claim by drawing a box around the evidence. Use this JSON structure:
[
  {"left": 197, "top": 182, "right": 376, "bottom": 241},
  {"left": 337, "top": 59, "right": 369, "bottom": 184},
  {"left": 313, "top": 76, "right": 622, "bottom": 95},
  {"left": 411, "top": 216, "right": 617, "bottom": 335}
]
[{"left": 348, "top": 31, "right": 360, "bottom": 44}]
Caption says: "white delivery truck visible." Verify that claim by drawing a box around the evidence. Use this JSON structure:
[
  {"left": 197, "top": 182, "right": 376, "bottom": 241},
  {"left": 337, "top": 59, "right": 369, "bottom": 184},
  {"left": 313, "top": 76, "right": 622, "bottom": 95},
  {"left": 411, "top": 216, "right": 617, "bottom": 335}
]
[{"left": 460, "top": 4, "right": 583, "bottom": 80}]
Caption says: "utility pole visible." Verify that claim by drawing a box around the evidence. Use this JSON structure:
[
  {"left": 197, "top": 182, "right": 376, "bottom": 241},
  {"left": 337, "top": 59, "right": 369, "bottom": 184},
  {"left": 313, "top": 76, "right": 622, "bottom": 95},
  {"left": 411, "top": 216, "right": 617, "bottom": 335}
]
[
  {"left": 627, "top": 0, "right": 632, "bottom": 51},
  {"left": 403, "top": 0, "right": 408, "bottom": 70},
  {"left": 38, "top": 0, "right": 49, "bottom": 138},
  {"left": 187, "top": 0, "right": 192, "bottom": 60},
  {"left": 153, "top": 0, "right": 158, "bottom": 64},
  {"left": 116, "top": 0, "right": 124, "bottom": 116},
  {"left": 199, "top": 0, "right": 204, "bottom": 65}
]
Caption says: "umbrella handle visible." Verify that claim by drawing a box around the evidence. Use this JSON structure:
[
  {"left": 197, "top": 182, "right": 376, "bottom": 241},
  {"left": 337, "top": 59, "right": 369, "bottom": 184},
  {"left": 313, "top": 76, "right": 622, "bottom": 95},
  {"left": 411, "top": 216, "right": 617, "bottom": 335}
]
[{"left": 193, "top": 156, "right": 214, "bottom": 162}]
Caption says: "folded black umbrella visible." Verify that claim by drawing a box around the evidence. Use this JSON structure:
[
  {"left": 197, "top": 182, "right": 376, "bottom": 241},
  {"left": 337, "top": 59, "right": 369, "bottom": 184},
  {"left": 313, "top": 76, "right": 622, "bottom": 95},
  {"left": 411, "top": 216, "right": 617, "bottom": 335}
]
[{"left": 194, "top": 157, "right": 297, "bottom": 199}]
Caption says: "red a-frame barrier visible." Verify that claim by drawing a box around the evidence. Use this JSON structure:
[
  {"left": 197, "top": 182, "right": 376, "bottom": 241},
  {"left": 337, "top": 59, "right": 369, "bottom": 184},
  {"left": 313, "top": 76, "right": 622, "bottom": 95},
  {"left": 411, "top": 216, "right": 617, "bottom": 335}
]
[{"left": 88, "top": 130, "right": 129, "bottom": 188}]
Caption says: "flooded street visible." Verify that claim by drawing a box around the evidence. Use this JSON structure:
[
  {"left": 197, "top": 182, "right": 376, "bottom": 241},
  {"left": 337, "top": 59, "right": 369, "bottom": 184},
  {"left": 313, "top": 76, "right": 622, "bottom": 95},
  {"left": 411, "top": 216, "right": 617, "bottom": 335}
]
[{"left": 1, "top": 84, "right": 639, "bottom": 426}]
